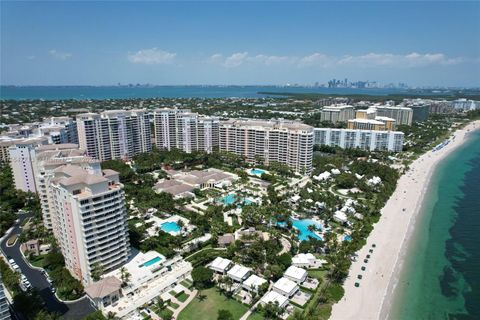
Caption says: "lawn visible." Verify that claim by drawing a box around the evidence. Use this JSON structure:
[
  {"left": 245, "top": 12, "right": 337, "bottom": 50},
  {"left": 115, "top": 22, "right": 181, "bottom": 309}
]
[
  {"left": 308, "top": 269, "right": 328, "bottom": 282},
  {"left": 29, "top": 254, "right": 46, "bottom": 268},
  {"left": 175, "top": 291, "right": 189, "bottom": 302},
  {"left": 246, "top": 312, "right": 264, "bottom": 320},
  {"left": 178, "top": 288, "right": 249, "bottom": 320}
]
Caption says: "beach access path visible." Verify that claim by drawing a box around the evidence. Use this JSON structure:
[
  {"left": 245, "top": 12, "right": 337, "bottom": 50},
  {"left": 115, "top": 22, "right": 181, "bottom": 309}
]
[{"left": 330, "top": 121, "right": 480, "bottom": 320}]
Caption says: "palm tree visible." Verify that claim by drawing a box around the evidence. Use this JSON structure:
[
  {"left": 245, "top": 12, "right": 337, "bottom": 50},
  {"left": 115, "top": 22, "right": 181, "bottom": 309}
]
[
  {"left": 106, "top": 311, "right": 118, "bottom": 320},
  {"left": 156, "top": 297, "right": 166, "bottom": 311},
  {"left": 307, "top": 224, "right": 317, "bottom": 233}
]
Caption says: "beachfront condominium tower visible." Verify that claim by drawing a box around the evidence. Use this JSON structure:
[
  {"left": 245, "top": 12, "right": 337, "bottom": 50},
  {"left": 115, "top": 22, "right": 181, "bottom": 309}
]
[
  {"left": 153, "top": 108, "right": 219, "bottom": 153},
  {"left": 219, "top": 119, "right": 314, "bottom": 174},
  {"left": 31, "top": 144, "right": 96, "bottom": 232},
  {"left": 49, "top": 164, "right": 129, "bottom": 284},
  {"left": 374, "top": 105, "right": 413, "bottom": 126},
  {"left": 313, "top": 128, "right": 404, "bottom": 152},
  {"left": 319, "top": 105, "right": 356, "bottom": 124},
  {"left": 76, "top": 109, "right": 151, "bottom": 161},
  {"left": 7, "top": 137, "right": 49, "bottom": 192}
]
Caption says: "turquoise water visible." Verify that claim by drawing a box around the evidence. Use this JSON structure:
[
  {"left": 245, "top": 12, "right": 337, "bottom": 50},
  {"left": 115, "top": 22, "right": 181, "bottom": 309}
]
[
  {"left": 250, "top": 168, "right": 266, "bottom": 175},
  {"left": 293, "top": 219, "right": 322, "bottom": 241},
  {"left": 217, "top": 194, "right": 253, "bottom": 206},
  {"left": 390, "top": 129, "right": 480, "bottom": 319},
  {"left": 0, "top": 85, "right": 413, "bottom": 100},
  {"left": 277, "top": 218, "right": 323, "bottom": 241},
  {"left": 142, "top": 256, "right": 162, "bottom": 267},
  {"left": 161, "top": 221, "right": 181, "bottom": 233},
  {"left": 344, "top": 235, "right": 352, "bottom": 241}
]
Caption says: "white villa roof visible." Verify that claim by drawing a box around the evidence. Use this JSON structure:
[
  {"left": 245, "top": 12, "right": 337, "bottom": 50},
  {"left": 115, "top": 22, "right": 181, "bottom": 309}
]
[
  {"left": 243, "top": 274, "right": 267, "bottom": 290},
  {"left": 261, "top": 291, "right": 289, "bottom": 308},
  {"left": 292, "top": 253, "right": 316, "bottom": 265},
  {"left": 273, "top": 277, "right": 298, "bottom": 294},
  {"left": 284, "top": 266, "right": 307, "bottom": 281},
  {"left": 209, "top": 257, "right": 232, "bottom": 272},
  {"left": 227, "top": 264, "right": 251, "bottom": 280},
  {"left": 334, "top": 211, "right": 348, "bottom": 222}
]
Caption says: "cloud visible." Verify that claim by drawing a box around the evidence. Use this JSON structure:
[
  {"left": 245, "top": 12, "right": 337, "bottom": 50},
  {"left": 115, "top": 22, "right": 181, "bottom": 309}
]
[
  {"left": 209, "top": 52, "right": 294, "bottom": 68},
  {"left": 128, "top": 48, "right": 176, "bottom": 65},
  {"left": 49, "top": 50, "right": 72, "bottom": 60},
  {"left": 337, "top": 52, "right": 463, "bottom": 67},
  {"left": 209, "top": 51, "right": 465, "bottom": 69}
]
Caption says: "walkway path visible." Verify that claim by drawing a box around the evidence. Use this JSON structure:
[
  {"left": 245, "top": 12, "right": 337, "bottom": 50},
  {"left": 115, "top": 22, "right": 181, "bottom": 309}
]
[
  {"left": 172, "top": 289, "right": 198, "bottom": 319},
  {"left": 278, "top": 237, "right": 291, "bottom": 256}
]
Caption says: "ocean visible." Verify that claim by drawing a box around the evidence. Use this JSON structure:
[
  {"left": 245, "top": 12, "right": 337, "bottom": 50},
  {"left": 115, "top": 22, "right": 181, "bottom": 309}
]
[
  {"left": 390, "top": 129, "right": 480, "bottom": 319},
  {"left": 0, "top": 85, "right": 411, "bottom": 100}
]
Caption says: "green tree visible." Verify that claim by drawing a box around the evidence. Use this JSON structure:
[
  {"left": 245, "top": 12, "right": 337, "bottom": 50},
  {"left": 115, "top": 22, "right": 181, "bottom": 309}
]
[
  {"left": 191, "top": 266, "right": 213, "bottom": 290},
  {"left": 91, "top": 262, "right": 104, "bottom": 282}
]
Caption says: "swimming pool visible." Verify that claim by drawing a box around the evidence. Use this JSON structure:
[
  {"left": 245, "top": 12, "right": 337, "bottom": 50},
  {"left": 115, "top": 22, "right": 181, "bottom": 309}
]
[
  {"left": 161, "top": 221, "right": 181, "bottom": 233},
  {"left": 217, "top": 194, "right": 253, "bottom": 206},
  {"left": 277, "top": 218, "right": 322, "bottom": 241},
  {"left": 250, "top": 168, "right": 266, "bottom": 176},
  {"left": 141, "top": 256, "right": 162, "bottom": 267},
  {"left": 344, "top": 235, "right": 352, "bottom": 241},
  {"left": 293, "top": 219, "right": 322, "bottom": 241}
]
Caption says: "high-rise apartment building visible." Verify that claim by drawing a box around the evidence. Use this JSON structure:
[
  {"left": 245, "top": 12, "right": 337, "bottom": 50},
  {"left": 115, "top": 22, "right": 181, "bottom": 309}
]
[
  {"left": 374, "top": 105, "right": 413, "bottom": 126},
  {"left": 32, "top": 144, "right": 95, "bottom": 232},
  {"left": 347, "top": 117, "right": 396, "bottom": 131},
  {"left": 76, "top": 110, "right": 151, "bottom": 161},
  {"left": 7, "top": 137, "right": 49, "bottom": 192},
  {"left": 0, "top": 275, "right": 10, "bottom": 320},
  {"left": 36, "top": 116, "right": 79, "bottom": 145},
  {"left": 153, "top": 108, "right": 219, "bottom": 153},
  {"left": 49, "top": 164, "right": 129, "bottom": 284},
  {"left": 319, "top": 105, "right": 356, "bottom": 124},
  {"left": 314, "top": 128, "right": 404, "bottom": 152},
  {"left": 219, "top": 119, "right": 314, "bottom": 174}
]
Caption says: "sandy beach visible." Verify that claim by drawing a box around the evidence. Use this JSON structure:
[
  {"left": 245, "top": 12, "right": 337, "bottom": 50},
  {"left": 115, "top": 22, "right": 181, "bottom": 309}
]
[{"left": 330, "top": 120, "right": 480, "bottom": 320}]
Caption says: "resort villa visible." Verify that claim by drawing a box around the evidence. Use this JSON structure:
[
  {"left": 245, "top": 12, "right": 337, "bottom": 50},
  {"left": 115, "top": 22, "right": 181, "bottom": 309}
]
[
  {"left": 272, "top": 277, "right": 299, "bottom": 298},
  {"left": 154, "top": 168, "right": 238, "bottom": 198},
  {"left": 283, "top": 266, "right": 308, "bottom": 284},
  {"left": 208, "top": 257, "right": 233, "bottom": 275}
]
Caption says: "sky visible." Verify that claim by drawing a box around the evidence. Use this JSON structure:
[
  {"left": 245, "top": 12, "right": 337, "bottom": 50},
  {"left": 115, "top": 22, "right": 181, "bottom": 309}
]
[{"left": 1, "top": 1, "right": 479, "bottom": 87}]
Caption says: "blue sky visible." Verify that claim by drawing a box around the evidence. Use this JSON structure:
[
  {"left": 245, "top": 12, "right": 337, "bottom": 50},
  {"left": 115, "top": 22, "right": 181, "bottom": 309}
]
[{"left": 1, "top": 1, "right": 479, "bottom": 86}]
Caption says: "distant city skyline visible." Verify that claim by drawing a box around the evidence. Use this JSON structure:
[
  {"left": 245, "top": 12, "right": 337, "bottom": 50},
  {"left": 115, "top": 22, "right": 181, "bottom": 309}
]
[{"left": 1, "top": 1, "right": 479, "bottom": 87}]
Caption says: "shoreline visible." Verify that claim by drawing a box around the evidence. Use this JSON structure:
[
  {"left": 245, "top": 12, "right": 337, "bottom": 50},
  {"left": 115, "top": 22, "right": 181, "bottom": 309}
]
[{"left": 330, "top": 120, "right": 480, "bottom": 320}]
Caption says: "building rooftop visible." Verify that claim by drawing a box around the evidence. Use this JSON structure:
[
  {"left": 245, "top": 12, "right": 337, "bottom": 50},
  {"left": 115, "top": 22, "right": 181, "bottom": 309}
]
[
  {"left": 260, "top": 290, "right": 289, "bottom": 308},
  {"left": 84, "top": 276, "right": 122, "bottom": 299},
  {"left": 348, "top": 119, "right": 385, "bottom": 125},
  {"left": 209, "top": 257, "right": 232, "bottom": 272},
  {"left": 227, "top": 264, "right": 251, "bottom": 280},
  {"left": 242, "top": 274, "right": 267, "bottom": 290},
  {"left": 292, "top": 253, "right": 316, "bottom": 265},
  {"left": 284, "top": 266, "right": 308, "bottom": 282},
  {"left": 273, "top": 277, "right": 298, "bottom": 294},
  {"left": 222, "top": 118, "right": 313, "bottom": 131}
]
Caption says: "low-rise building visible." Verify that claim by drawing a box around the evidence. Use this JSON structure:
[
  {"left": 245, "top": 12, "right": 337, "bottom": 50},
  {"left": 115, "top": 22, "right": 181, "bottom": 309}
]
[
  {"left": 284, "top": 266, "right": 308, "bottom": 284},
  {"left": 292, "top": 253, "right": 323, "bottom": 269},
  {"left": 85, "top": 276, "right": 122, "bottom": 310},
  {"left": 242, "top": 274, "right": 267, "bottom": 293},
  {"left": 208, "top": 257, "right": 233, "bottom": 274},
  {"left": 260, "top": 291, "right": 289, "bottom": 309},
  {"left": 273, "top": 277, "right": 299, "bottom": 297},
  {"left": 227, "top": 264, "right": 251, "bottom": 283}
]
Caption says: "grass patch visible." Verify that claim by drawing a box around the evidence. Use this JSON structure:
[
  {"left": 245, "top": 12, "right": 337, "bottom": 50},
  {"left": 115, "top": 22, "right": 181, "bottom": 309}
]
[
  {"left": 7, "top": 235, "right": 17, "bottom": 246},
  {"left": 308, "top": 269, "right": 328, "bottom": 281},
  {"left": 175, "top": 291, "right": 189, "bottom": 302},
  {"left": 247, "top": 312, "right": 264, "bottom": 320},
  {"left": 178, "top": 288, "right": 250, "bottom": 320},
  {"left": 168, "top": 300, "right": 179, "bottom": 309},
  {"left": 180, "top": 279, "right": 193, "bottom": 289},
  {"left": 325, "top": 283, "right": 345, "bottom": 302},
  {"left": 28, "top": 254, "right": 46, "bottom": 268}
]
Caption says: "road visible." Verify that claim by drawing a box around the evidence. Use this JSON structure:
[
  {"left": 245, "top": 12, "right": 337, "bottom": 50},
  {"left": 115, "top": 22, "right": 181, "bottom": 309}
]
[{"left": 0, "top": 213, "right": 95, "bottom": 319}]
